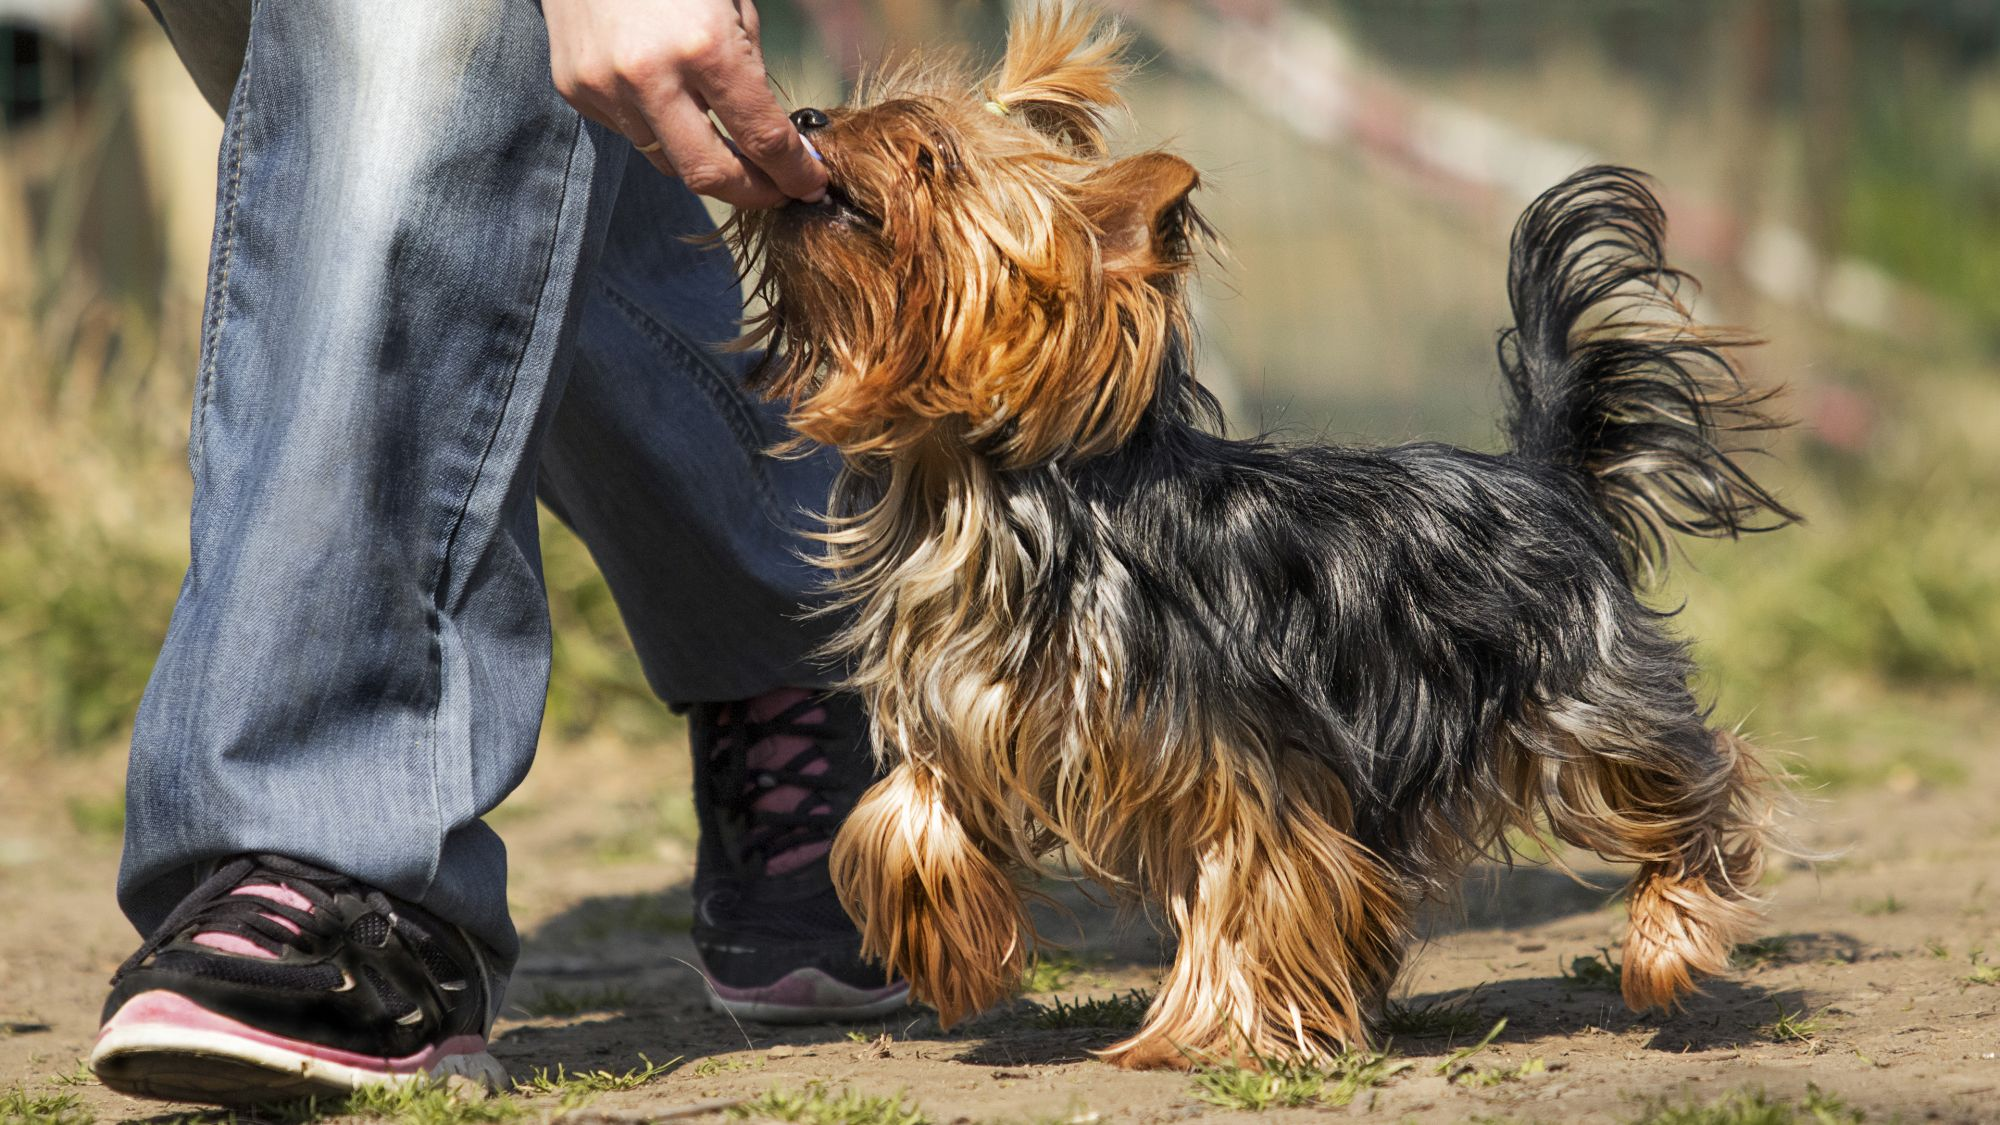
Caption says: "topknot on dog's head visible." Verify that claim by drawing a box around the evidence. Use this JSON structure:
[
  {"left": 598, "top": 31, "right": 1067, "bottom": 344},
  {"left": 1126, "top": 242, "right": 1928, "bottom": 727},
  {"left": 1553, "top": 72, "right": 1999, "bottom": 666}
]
[{"left": 983, "top": 7, "right": 1131, "bottom": 156}]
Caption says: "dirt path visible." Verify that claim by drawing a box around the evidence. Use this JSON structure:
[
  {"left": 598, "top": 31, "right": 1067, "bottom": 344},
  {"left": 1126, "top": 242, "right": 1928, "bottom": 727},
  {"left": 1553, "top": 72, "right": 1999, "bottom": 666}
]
[{"left": 7, "top": 711, "right": 1999, "bottom": 1124}]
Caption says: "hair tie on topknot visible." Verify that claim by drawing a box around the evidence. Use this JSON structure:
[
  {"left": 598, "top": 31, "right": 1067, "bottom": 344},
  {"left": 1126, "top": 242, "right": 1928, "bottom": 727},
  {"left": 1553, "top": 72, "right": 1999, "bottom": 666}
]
[{"left": 984, "top": 98, "right": 1010, "bottom": 117}]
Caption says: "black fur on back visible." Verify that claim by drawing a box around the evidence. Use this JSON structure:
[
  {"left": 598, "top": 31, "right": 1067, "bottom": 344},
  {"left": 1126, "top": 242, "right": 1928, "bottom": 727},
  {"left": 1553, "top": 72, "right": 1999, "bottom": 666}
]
[
  {"left": 898, "top": 168, "right": 1798, "bottom": 886},
  {"left": 1498, "top": 166, "right": 1799, "bottom": 574}
]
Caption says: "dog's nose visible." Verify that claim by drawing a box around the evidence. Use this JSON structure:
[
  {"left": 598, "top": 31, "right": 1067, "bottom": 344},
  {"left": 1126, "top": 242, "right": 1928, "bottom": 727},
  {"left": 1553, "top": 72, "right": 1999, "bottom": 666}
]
[{"left": 790, "top": 107, "right": 830, "bottom": 132}]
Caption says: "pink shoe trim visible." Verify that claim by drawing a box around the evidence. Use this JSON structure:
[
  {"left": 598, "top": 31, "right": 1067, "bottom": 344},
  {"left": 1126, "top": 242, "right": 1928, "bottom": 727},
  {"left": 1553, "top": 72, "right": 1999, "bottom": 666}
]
[
  {"left": 765, "top": 840, "right": 831, "bottom": 875},
  {"left": 99, "top": 990, "right": 486, "bottom": 1074},
  {"left": 192, "top": 885, "right": 312, "bottom": 960},
  {"left": 731, "top": 689, "right": 836, "bottom": 877},
  {"left": 705, "top": 968, "right": 907, "bottom": 1008}
]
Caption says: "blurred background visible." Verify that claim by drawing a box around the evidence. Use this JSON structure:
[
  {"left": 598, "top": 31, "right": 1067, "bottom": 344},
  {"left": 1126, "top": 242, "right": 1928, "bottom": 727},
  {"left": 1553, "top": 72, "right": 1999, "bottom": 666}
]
[{"left": 2, "top": 0, "right": 1996, "bottom": 830}]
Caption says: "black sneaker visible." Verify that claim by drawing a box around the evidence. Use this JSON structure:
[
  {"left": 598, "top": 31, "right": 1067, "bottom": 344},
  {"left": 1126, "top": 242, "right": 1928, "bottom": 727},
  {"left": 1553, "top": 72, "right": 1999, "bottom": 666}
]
[
  {"left": 687, "top": 688, "right": 909, "bottom": 1023},
  {"left": 91, "top": 854, "right": 506, "bottom": 1105}
]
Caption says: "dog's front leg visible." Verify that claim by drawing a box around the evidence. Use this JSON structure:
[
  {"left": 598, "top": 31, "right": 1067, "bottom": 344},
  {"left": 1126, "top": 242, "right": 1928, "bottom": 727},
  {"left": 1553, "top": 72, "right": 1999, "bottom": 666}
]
[
  {"left": 829, "top": 761, "right": 1029, "bottom": 1027},
  {"left": 1102, "top": 780, "right": 1409, "bottom": 1069}
]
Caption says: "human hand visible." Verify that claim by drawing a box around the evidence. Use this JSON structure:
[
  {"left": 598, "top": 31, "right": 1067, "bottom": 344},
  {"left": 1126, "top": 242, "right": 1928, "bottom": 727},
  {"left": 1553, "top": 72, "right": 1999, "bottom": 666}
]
[{"left": 544, "top": 0, "right": 827, "bottom": 209}]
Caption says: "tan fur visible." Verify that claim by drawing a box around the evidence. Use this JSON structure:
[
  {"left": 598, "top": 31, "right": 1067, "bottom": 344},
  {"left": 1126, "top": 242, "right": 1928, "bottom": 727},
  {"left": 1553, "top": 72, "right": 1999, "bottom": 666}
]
[
  {"left": 986, "top": 7, "right": 1130, "bottom": 155},
  {"left": 816, "top": 443, "right": 1410, "bottom": 1061},
  {"left": 731, "top": 8, "right": 1781, "bottom": 1066},
  {"left": 830, "top": 763, "right": 1030, "bottom": 1025},
  {"left": 1099, "top": 759, "right": 1407, "bottom": 1068},
  {"left": 1503, "top": 713, "right": 1777, "bottom": 1011},
  {"left": 731, "top": 12, "right": 1199, "bottom": 469},
  {"left": 1617, "top": 730, "right": 1774, "bottom": 1009}
]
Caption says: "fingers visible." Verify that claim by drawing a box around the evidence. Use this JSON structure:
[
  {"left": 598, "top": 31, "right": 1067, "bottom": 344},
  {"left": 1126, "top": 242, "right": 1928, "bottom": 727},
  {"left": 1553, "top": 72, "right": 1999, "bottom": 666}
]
[
  {"left": 542, "top": 0, "right": 825, "bottom": 208},
  {"left": 628, "top": 131, "right": 677, "bottom": 178},
  {"left": 673, "top": 26, "right": 827, "bottom": 204},
  {"left": 635, "top": 91, "right": 788, "bottom": 209}
]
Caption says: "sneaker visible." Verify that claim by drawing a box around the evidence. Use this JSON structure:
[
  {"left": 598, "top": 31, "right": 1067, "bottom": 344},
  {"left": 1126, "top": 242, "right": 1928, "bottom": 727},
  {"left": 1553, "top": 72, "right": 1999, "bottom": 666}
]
[
  {"left": 687, "top": 688, "right": 910, "bottom": 1023},
  {"left": 91, "top": 854, "right": 506, "bottom": 1105}
]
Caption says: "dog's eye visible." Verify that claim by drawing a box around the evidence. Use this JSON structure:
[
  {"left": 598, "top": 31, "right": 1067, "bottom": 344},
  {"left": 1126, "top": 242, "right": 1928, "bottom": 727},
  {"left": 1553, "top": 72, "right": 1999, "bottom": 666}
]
[{"left": 914, "top": 140, "right": 964, "bottom": 180}]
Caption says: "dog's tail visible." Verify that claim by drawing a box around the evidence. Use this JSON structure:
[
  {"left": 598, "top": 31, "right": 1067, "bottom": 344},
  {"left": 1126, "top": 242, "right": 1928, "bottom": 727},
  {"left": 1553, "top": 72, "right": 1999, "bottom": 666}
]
[{"left": 1499, "top": 166, "right": 1798, "bottom": 576}]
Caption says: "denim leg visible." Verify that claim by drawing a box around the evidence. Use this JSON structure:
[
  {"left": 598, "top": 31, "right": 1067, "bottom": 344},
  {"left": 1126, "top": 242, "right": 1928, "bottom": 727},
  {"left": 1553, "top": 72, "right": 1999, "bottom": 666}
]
[
  {"left": 121, "top": 0, "right": 625, "bottom": 969},
  {"left": 538, "top": 159, "right": 844, "bottom": 705}
]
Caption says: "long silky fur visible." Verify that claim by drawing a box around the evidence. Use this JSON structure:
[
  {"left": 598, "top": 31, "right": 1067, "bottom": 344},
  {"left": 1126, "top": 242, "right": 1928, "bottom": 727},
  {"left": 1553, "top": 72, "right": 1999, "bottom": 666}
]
[
  {"left": 735, "top": 11, "right": 1795, "bottom": 1069},
  {"left": 1499, "top": 168, "right": 1800, "bottom": 574}
]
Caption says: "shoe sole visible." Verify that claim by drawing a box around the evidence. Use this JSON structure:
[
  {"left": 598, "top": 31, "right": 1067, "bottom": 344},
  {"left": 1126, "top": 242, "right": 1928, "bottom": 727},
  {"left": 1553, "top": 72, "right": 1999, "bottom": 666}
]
[
  {"left": 704, "top": 968, "right": 912, "bottom": 1024},
  {"left": 91, "top": 990, "right": 506, "bottom": 1106}
]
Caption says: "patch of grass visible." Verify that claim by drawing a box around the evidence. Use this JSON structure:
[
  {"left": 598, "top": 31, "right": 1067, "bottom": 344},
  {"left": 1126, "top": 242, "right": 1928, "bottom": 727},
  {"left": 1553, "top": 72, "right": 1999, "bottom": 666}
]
[
  {"left": 1924, "top": 939, "right": 1950, "bottom": 959},
  {"left": 1628, "top": 1083, "right": 1863, "bottom": 1124},
  {"left": 730, "top": 1082, "right": 929, "bottom": 1125},
  {"left": 567, "top": 896, "right": 694, "bottom": 942},
  {"left": 46, "top": 1062, "right": 93, "bottom": 1089},
  {"left": 1432, "top": 1019, "right": 1504, "bottom": 1073},
  {"left": 511, "top": 985, "right": 633, "bottom": 1019},
  {"left": 1433, "top": 1018, "right": 1541, "bottom": 1088},
  {"left": 1855, "top": 894, "right": 1903, "bottom": 916},
  {"left": 589, "top": 788, "right": 701, "bottom": 865},
  {"left": 512, "top": 1055, "right": 672, "bottom": 1096},
  {"left": 1018, "top": 954, "right": 1083, "bottom": 994},
  {"left": 1498, "top": 826, "right": 1563, "bottom": 865},
  {"left": 0, "top": 1085, "right": 92, "bottom": 1125},
  {"left": 1457, "top": 1057, "right": 1547, "bottom": 1088},
  {"left": 1791, "top": 745, "right": 1970, "bottom": 795},
  {"left": 483, "top": 800, "right": 541, "bottom": 829},
  {"left": 1562, "top": 949, "right": 1622, "bottom": 991},
  {"left": 1188, "top": 1048, "right": 1410, "bottom": 1111},
  {"left": 0, "top": 468, "right": 190, "bottom": 758},
  {"left": 1964, "top": 949, "right": 2000, "bottom": 986},
  {"left": 539, "top": 519, "right": 681, "bottom": 746},
  {"left": 335, "top": 1082, "right": 524, "bottom": 1125},
  {"left": 1663, "top": 390, "right": 2000, "bottom": 722},
  {"left": 1019, "top": 990, "right": 1152, "bottom": 1030},
  {"left": 1379, "top": 993, "right": 1486, "bottom": 1038},
  {"left": 1731, "top": 936, "right": 1794, "bottom": 969},
  {"left": 64, "top": 795, "right": 123, "bottom": 841},
  {"left": 1760, "top": 1003, "right": 1826, "bottom": 1047}
]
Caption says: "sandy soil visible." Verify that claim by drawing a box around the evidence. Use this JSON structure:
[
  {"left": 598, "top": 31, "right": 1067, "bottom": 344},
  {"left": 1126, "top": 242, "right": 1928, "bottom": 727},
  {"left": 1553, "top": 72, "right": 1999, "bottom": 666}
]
[{"left": 6, "top": 705, "right": 2000, "bottom": 1125}]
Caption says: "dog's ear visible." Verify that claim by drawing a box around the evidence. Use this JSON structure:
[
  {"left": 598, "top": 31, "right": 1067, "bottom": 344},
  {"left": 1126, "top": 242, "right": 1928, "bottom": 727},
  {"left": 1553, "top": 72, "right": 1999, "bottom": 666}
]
[
  {"left": 1076, "top": 152, "right": 1203, "bottom": 275},
  {"left": 986, "top": 8, "right": 1130, "bottom": 154}
]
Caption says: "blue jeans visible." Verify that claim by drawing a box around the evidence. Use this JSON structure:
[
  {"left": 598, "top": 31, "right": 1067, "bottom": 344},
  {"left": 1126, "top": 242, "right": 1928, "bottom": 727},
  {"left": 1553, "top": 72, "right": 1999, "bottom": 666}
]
[{"left": 122, "top": 0, "right": 841, "bottom": 971}]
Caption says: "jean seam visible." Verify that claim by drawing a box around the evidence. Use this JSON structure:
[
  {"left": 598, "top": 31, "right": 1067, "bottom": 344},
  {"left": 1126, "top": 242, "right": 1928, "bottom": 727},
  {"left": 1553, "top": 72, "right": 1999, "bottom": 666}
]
[
  {"left": 419, "top": 117, "right": 586, "bottom": 895},
  {"left": 592, "top": 276, "right": 781, "bottom": 510},
  {"left": 190, "top": 24, "right": 250, "bottom": 476}
]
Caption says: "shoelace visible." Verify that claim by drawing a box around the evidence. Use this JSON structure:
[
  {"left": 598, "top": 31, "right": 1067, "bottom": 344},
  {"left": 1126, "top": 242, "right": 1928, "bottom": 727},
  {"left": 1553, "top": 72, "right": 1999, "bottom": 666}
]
[
  {"left": 112, "top": 855, "right": 400, "bottom": 983},
  {"left": 707, "top": 690, "right": 854, "bottom": 876}
]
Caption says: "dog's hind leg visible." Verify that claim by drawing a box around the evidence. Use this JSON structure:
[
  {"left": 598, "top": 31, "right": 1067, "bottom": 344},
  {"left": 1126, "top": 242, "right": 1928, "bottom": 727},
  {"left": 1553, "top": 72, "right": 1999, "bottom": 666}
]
[
  {"left": 1100, "top": 760, "right": 1408, "bottom": 1069},
  {"left": 1514, "top": 618, "right": 1779, "bottom": 1012},
  {"left": 828, "top": 761, "right": 1030, "bottom": 1027}
]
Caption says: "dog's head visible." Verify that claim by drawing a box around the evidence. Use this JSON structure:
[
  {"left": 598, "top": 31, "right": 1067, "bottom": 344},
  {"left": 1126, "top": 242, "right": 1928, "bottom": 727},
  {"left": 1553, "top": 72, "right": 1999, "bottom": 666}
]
[{"left": 731, "top": 8, "right": 1204, "bottom": 467}]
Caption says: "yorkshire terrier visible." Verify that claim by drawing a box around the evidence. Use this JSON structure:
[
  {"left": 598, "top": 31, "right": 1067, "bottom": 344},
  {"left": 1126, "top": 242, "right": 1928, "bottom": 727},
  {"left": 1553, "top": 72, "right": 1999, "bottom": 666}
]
[{"left": 730, "top": 9, "right": 1796, "bottom": 1069}]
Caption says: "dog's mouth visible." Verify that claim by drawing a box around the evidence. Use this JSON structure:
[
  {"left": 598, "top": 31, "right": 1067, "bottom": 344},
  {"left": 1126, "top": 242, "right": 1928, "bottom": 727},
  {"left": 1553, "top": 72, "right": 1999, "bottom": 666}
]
[{"left": 790, "top": 181, "right": 881, "bottom": 230}]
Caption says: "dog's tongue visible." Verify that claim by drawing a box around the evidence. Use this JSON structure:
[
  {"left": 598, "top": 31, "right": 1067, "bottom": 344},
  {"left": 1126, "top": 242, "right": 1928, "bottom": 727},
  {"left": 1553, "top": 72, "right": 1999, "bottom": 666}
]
[{"left": 191, "top": 885, "right": 312, "bottom": 960}]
